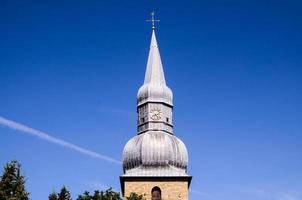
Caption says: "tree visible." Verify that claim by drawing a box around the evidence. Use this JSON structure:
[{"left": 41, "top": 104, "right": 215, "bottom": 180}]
[
  {"left": 76, "top": 191, "right": 90, "bottom": 200},
  {"left": 77, "top": 188, "right": 121, "bottom": 200},
  {"left": 48, "top": 192, "right": 58, "bottom": 200},
  {"left": 58, "top": 186, "right": 71, "bottom": 200},
  {"left": 126, "top": 193, "right": 145, "bottom": 200},
  {"left": 0, "top": 160, "right": 29, "bottom": 200},
  {"left": 48, "top": 186, "right": 71, "bottom": 200},
  {"left": 102, "top": 188, "right": 121, "bottom": 200}
]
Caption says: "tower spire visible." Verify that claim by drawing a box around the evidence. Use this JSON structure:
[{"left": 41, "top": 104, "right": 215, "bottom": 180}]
[
  {"left": 137, "top": 14, "right": 173, "bottom": 134},
  {"left": 138, "top": 13, "right": 172, "bottom": 106},
  {"left": 121, "top": 14, "right": 191, "bottom": 198},
  {"left": 144, "top": 29, "right": 166, "bottom": 86}
]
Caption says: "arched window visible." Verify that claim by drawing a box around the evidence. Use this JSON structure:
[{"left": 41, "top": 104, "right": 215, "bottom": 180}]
[{"left": 151, "top": 186, "right": 161, "bottom": 200}]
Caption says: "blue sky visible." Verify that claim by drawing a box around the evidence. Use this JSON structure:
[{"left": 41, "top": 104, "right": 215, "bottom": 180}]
[{"left": 0, "top": 0, "right": 302, "bottom": 200}]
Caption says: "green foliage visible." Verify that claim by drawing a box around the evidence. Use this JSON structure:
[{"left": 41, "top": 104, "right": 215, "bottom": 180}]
[
  {"left": 58, "top": 186, "right": 71, "bottom": 200},
  {"left": 0, "top": 160, "right": 29, "bottom": 200},
  {"left": 54, "top": 186, "right": 72, "bottom": 200},
  {"left": 126, "top": 193, "right": 145, "bottom": 200},
  {"left": 48, "top": 192, "right": 58, "bottom": 200},
  {"left": 48, "top": 186, "right": 71, "bottom": 200},
  {"left": 77, "top": 188, "right": 121, "bottom": 200},
  {"left": 0, "top": 161, "right": 143, "bottom": 200}
]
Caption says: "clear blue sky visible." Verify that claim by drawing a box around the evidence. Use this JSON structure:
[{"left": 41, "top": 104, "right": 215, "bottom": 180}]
[{"left": 1, "top": 1, "right": 302, "bottom": 200}]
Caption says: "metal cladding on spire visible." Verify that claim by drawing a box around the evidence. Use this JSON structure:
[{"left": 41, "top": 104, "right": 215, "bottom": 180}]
[
  {"left": 144, "top": 30, "right": 166, "bottom": 85},
  {"left": 122, "top": 21, "right": 190, "bottom": 178},
  {"left": 137, "top": 30, "right": 173, "bottom": 106}
]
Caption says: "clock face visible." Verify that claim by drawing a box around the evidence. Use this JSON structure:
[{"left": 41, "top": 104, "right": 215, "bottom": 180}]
[{"left": 150, "top": 108, "right": 162, "bottom": 121}]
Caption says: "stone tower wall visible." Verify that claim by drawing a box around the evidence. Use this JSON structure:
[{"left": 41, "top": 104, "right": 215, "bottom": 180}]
[{"left": 124, "top": 180, "right": 189, "bottom": 200}]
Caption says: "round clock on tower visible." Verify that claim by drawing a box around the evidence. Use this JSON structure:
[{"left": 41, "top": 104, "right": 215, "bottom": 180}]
[{"left": 150, "top": 108, "right": 162, "bottom": 121}]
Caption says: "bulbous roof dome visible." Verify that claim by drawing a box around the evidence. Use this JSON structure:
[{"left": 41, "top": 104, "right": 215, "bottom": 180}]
[
  {"left": 137, "top": 84, "right": 173, "bottom": 106},
  {"left": 122, "top": 131, "right": 188, "bottom": 176}
]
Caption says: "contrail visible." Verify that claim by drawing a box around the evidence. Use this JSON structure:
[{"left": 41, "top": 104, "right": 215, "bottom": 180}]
[
  {"left": 190, "top": 189, "right": 211, "bottom": 197},
  {"left": 0, "top": 116, "right": 121, "bottom": 165}
]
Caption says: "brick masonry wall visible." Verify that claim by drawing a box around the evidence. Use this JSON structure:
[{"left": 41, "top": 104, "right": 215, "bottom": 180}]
[{"left": 124, "top": 180, "right": 189, "bottom": 200}]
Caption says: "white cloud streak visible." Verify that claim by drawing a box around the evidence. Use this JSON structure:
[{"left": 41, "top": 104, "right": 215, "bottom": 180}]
[
  {"left": 190, "top": 189, "right": 211, "bottom": 198},
  {"left": 0, "top": 116, "right": 121, "bottom": 165}
]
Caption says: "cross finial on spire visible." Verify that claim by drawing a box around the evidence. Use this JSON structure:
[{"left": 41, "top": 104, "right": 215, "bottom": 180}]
[{"left": 146, "top": 11, "right": 160, "bottom": 30}]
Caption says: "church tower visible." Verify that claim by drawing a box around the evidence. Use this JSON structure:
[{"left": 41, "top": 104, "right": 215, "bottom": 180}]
[{"left": 120, "top": 15, "right": 192, "bottom": 200}]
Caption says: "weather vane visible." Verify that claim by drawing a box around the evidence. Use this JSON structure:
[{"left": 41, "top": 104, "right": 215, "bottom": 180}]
[{"left": 146, "top": 11, "right": 160, "bottom": 30}]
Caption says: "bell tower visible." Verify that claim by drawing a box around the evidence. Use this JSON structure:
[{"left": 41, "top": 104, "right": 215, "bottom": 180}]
[{"left": 120, "top": 13, "right": 192, "bottom": 200}]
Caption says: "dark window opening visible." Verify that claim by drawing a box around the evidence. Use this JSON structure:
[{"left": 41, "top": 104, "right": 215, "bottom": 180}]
[
  {"left": 151, "top": 186, "right": 161, "bottom": 200},
  {"left": 166, "top": 117, "right": 169, "bottom": 123},
  {"left": 141, "top": 117, "right": 145, "bottom": 123}
]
